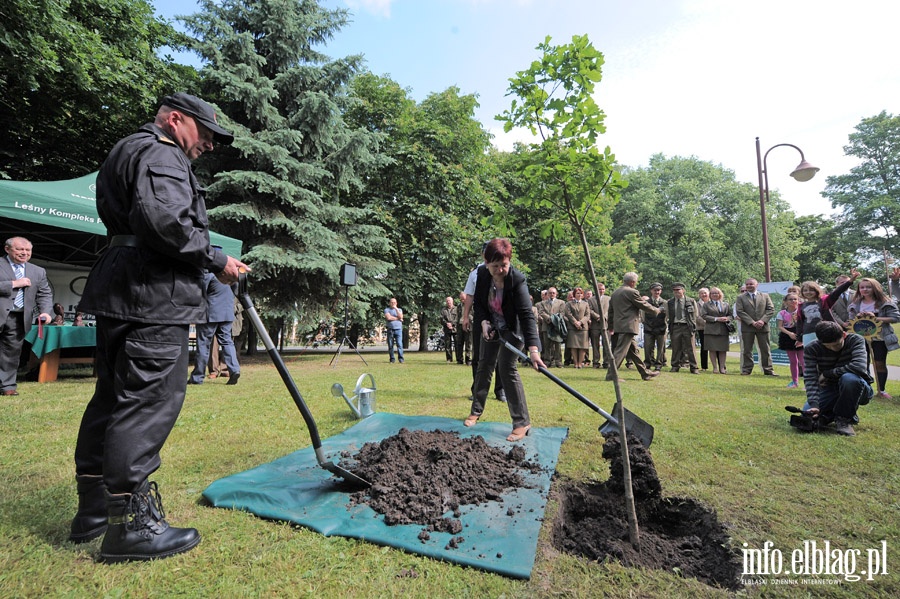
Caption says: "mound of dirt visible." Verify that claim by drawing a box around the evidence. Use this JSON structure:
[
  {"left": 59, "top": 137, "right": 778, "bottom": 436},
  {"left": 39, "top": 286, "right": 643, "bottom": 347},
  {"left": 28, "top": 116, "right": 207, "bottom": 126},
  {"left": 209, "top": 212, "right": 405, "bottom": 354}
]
[
  {"left": 346, "top": 428, "right": 543, "bottom": 534},
  {"left": 551, "top": 434, "right": 741, "bottom": 590}
]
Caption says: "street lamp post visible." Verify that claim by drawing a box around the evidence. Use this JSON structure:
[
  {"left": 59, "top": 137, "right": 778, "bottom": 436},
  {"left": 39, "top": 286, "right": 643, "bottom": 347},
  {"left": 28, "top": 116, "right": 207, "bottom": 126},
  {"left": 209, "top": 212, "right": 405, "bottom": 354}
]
[{"left": 755, "top": 137, "right": 819, "bottom": 282}]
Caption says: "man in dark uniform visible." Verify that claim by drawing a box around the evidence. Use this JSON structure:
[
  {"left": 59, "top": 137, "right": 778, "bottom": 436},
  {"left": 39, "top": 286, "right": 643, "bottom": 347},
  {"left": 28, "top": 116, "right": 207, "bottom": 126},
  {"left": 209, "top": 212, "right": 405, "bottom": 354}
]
[
  {"left": 667, "top": 282, "right": 699, "bottom": 373},
  {"left": 588, "top": 283, "right": 611, "bottom": 368},
  {"left": 642, "top": 282, "right": 667, "bottom": 371},
  {"left": 70, "top": 93, "right": 249, "bottom": 562}
]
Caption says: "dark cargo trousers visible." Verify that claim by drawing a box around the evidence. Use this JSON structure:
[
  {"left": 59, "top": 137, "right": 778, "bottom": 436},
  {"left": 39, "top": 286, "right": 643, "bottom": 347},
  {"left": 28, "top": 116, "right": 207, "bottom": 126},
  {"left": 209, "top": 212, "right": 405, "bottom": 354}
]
[{"left": 74, "top": 316, "right": 190, "bottom": 494}]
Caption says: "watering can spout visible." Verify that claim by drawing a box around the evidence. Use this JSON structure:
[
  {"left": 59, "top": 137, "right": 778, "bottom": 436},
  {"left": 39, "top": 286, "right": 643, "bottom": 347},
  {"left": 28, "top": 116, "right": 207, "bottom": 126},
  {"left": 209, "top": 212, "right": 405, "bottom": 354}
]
[{"left": 331, "top": 373, "right": 376, "bottom": 419}]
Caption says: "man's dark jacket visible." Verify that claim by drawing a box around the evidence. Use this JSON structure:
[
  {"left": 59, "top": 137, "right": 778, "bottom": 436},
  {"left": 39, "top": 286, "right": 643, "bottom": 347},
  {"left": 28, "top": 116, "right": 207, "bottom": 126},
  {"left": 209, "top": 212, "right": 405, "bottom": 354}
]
[{"left": 79, "top": 123, "right": 227, "bottom": 324}]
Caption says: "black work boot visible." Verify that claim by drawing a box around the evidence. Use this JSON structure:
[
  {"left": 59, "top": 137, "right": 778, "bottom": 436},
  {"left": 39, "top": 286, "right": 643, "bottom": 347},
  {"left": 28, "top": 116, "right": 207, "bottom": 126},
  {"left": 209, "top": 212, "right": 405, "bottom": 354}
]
[
  {"left": 99, "top": 480, "right": 201, "bottom": 563},
  {"left": 69, "top": 474, "right": 108, "bottom": 543}
]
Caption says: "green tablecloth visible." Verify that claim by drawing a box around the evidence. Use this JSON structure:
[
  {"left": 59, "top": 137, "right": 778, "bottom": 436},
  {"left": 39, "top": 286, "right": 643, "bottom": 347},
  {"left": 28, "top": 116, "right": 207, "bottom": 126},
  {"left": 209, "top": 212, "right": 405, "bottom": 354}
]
[{"left": 25, "top": 325, "right": 96, "bottom": 358}]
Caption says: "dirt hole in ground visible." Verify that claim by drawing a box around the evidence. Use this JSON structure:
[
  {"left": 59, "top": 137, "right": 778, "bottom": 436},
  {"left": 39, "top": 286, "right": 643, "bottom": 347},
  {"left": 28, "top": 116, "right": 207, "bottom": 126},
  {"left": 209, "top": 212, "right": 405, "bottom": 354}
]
[
  {"left": 552, "top": 434, "right": 741, "bottom": 590},
  {"left": 343, "top": 428, "right": 740, "bottom": 590}
]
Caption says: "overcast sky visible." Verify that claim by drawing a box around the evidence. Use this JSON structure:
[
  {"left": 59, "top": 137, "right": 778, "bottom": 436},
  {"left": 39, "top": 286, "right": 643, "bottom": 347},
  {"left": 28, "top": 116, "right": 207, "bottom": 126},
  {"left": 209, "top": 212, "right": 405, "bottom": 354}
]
[{"left": 155, "top": 0, "right": 900, "bottom": 216}]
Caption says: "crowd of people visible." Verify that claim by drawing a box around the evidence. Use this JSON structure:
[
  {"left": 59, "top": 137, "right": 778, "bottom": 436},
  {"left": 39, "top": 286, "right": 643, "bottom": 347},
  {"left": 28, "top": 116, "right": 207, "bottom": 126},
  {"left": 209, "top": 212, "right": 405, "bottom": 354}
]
[{"left": 431, "top": 265, "right": 899, "bottom": 441}]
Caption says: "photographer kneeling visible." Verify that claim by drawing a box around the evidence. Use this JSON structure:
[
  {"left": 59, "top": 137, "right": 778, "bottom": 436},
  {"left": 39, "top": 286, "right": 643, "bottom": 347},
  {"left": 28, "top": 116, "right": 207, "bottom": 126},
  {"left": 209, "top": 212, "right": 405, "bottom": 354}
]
[{"left": 803, "top": 321, "right": 873, "bottom": 436}]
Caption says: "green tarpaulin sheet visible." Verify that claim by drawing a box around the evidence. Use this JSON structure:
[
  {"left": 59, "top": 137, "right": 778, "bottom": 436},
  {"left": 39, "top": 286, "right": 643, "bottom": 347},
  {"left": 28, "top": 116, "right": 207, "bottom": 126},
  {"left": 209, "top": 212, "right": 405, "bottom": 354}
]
[
  {"left": 0, "top": 173, "right": 242, "bottom": 264},
  {"left": 203, "top": 413, "right": 568, "bottom": 579}
]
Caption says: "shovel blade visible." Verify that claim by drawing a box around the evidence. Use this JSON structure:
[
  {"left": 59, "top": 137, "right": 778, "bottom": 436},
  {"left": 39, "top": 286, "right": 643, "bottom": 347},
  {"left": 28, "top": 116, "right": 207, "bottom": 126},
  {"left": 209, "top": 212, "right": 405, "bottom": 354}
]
[
  {"left": 321, "top": 461, "right": 370, "bottom": 489},
  {"left": 599, "top": 407, "right": 654, "bottom": 447}
]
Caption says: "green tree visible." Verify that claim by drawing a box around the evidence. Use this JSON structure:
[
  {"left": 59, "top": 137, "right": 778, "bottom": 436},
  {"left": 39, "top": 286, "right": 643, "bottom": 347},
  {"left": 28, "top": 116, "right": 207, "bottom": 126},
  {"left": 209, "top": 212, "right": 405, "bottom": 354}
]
[
  {"left": 0, "top": 0, "right": 193, "bottom": 180},
  {"left": 496, "top": 34, "right": 639, "bottom": 548},
  {"left": 612, "top": 154, "right": 801, "bottom": 293},
  {"left": 180, "top": 0, "right": 391, "bottom": 325},
  {"left": 493, "top": 145, "right": 635, "bottom": 294},
  {"left": 344, "top": 73, "right": 498, "bottom": 346},
  {"left": 823, "top": 111, "right": 900, "bottom": 265},
  {"left": 793, "top": 214, "right": 859, "bottom": 283}
]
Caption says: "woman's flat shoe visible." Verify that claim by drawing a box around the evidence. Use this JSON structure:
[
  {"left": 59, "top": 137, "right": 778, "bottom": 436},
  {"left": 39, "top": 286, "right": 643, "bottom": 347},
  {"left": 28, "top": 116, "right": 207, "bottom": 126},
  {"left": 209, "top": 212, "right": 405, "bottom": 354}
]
[
  {"left": 464, "top": 415, "right": 479, "bottom": 427},
  {"left": 506, "top": 425, "right": 531, "bottom": 442}
]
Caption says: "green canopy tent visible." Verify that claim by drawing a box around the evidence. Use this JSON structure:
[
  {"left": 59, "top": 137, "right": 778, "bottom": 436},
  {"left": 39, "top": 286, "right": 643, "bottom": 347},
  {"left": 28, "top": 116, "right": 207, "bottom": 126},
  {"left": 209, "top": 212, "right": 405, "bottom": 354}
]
[{"left": 0, "top": 173, "right": 242, "bottom": 267}]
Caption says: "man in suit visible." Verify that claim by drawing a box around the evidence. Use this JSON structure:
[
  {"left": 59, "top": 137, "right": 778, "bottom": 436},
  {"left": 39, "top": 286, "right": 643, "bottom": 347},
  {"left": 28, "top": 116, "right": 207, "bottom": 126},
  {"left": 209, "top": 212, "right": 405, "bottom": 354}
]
[
  {"left": 537, "top": 287, "right": 566, "bottom": 367},
  {"left": 606, "top": 272, "right": 660, "bottom": 382},
  {"left": 439, "top": 296, "right": 457, "bottom": 363},
  {"left": 667, "top": 282, "right": 699, "bottom": 373},
  {"left": 1, "top": 237, "right": 53, "bottom": 395},
  {"left": 536, "top": 289, "right": 548, "bottom": 361},
  {"left": 189, "top": 270, "right": 241, "bottom": 385},
  {"left": 642, "top": 282, "right": 668, "bottom": 371},
  {"left": 735, "top": 277, "right": 777, "bottom": 376},
  {"left": 455, "top": 291, "right": 471, "bottom": 365},
  {"left": 588, "top": 282, "right": 611, "bottom": 368}
]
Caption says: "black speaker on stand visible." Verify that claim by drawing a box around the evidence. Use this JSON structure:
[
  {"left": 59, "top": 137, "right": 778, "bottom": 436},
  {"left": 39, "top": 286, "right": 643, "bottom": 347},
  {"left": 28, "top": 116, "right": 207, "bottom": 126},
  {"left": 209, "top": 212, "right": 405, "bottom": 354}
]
[{"left": 331, "top": 263, "right": 367, "bottom": 367}]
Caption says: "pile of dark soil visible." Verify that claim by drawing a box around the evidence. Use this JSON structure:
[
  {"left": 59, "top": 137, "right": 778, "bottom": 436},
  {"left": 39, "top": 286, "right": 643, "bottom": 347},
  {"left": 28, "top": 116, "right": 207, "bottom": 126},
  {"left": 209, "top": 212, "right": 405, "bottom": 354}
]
[
  {"left": 552, "top": 434, "right": 741, "bottom": 590},
  {"left": 345, "top": 428, "right": 543, "bottom": 535}
]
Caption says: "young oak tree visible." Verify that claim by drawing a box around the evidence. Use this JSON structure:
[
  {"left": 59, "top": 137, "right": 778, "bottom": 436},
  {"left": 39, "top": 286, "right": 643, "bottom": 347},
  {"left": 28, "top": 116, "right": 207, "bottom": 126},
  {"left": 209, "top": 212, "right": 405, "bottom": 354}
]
[
  {"left": 180, "top": 0, "right": 392, "bottom": 328},
  {"left": 496, "top": 34, "right": 640, "bottom": 549}
]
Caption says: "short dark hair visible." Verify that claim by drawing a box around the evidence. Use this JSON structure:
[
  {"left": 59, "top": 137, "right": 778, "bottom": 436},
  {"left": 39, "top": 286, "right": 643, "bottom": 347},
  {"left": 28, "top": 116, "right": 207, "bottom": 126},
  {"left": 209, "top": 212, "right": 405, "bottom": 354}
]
[
  {"left": 815, "top": 321, "right": 844, "bottom": 343},
  {"left": 483, "top": 238, "right": 512, "bottom": 263}
]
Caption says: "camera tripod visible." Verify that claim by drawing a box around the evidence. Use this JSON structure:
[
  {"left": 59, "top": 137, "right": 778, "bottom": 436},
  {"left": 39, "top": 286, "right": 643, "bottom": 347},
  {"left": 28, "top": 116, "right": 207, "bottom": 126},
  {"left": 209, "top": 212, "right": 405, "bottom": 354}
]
[{"left": 330, "top": 283, "right": 367, "bottom": 367}]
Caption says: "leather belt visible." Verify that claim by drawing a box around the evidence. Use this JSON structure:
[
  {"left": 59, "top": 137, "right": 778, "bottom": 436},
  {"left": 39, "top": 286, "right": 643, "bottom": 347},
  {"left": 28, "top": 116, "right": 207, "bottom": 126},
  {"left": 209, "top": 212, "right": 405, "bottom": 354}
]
[{"left": 109, "top": 235, "right": 140, "bottom": 248}]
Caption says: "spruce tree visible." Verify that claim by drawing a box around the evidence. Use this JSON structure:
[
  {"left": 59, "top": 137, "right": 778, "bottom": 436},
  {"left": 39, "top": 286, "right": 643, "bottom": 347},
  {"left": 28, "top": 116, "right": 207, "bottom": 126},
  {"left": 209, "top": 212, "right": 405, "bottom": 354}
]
[{"left": 182, "top": 0, "right": 391, "bottom": 323}]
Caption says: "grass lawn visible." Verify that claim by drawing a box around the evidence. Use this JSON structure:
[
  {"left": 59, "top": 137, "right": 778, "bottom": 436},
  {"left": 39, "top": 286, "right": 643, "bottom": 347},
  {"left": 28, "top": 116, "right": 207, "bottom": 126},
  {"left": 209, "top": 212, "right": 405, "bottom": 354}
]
[{"left": 1, "top": 349, "right": 898, "bottom": 598}]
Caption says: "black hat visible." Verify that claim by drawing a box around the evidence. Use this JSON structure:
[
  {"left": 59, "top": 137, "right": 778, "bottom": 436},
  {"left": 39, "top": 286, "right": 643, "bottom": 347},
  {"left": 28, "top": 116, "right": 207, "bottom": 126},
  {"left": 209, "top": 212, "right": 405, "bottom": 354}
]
[
  {"left": 649, "top": 282, "right": 662, "bottom": 290},
  {"left": 671, "top": 282, "right": 686, "bottom": 290},
  {"left": 162, "top": 93, "right": 234, "bottom": 145}
]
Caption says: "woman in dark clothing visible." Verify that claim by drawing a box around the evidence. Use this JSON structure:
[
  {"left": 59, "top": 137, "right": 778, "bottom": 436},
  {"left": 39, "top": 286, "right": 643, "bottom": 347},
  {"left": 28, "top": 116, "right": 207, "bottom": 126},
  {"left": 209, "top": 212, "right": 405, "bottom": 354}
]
[{"left": 464, "top": 238, "right": 544, "bottom": 442}]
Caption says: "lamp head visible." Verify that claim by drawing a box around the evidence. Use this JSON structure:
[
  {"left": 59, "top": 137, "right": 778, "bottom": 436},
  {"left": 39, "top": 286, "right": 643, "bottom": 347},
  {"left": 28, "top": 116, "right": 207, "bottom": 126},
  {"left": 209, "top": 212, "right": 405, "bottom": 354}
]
[{"left": 790, "top": 160, "right": 819, "bottom": 182}]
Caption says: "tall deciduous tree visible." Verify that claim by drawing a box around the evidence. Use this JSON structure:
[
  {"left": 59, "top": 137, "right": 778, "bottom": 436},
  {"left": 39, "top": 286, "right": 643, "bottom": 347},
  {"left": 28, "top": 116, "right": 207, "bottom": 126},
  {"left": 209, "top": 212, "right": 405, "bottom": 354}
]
[
  {"left": 180, "top": 0, "right": 391, "bottom": 324},
  {"left": 0, "top": 0, "right": 192, "bottom": 180},
  {"left": 612, "top": 154, "right": 801, "bottom": 292},
  {"left": 823, "top": 111, "right": 900, "bottom": 265},
  {"left": 344, "top": 73, "right": 497, "bottom": 345}
]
